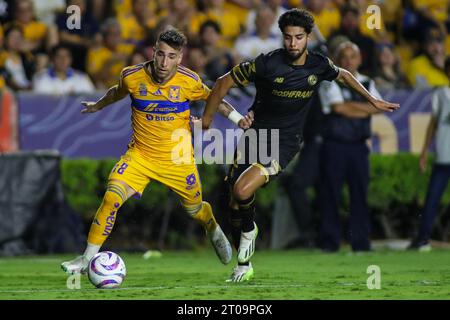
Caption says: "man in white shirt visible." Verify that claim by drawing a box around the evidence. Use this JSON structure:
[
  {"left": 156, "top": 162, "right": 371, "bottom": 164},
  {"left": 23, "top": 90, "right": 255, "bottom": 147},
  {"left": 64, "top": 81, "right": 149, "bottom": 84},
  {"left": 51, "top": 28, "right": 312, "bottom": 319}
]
[
  {"left": 409, "top": 58, "right": 450, "bottom": 251},
  {"left": 245, "top": 0, "right": 286, "bottom": 42},
  {"left": 32, "top": 45, "right": 96, "bottom": 95},
  {"left": 318, "top": 41, "right": 382, "bottom": 252},
  {"left": 235, "top": 5, "right": 281, "bottom": 61}
]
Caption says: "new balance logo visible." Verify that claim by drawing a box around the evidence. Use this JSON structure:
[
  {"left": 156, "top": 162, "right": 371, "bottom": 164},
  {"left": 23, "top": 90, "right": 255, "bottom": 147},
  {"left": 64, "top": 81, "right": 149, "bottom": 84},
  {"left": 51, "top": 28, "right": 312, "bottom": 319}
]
[{"left": 274, "top": 77, "right": 284, "bottom": 83}]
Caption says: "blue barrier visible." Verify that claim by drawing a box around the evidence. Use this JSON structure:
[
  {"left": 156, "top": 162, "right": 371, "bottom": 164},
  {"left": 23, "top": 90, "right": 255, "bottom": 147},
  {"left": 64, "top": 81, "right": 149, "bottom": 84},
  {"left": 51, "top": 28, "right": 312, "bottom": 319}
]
[{"left": 18, "top": 89, "right": 433, "bottom": 159}]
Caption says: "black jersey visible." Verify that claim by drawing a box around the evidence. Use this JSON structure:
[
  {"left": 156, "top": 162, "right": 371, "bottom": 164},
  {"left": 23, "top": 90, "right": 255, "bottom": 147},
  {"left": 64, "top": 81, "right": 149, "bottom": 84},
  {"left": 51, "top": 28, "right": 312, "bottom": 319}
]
[{"left": 230, "top": 49, "right": 339, "bottom": 137}]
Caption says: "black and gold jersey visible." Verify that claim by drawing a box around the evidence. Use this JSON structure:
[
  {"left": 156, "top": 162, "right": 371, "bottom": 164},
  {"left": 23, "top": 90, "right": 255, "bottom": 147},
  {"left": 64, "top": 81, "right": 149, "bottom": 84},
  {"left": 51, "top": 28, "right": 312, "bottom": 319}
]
[{"left": 231, "top": 48, "right": 339, "bottom": 137}]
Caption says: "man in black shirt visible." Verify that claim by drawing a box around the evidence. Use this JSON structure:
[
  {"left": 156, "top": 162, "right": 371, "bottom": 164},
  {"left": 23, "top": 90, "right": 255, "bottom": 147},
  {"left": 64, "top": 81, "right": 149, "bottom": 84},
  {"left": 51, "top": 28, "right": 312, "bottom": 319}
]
[{"left": 202, "top": 8, "right": 399, "bottom": 282}]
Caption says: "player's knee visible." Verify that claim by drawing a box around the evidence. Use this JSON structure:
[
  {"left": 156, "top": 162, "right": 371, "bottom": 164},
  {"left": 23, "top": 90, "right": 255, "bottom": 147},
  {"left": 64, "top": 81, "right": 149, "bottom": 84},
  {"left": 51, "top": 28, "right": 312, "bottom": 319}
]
[
  {"left": 232, "top": 183, "right": 253, "bottom": 202},
  {"left": 182, "top": 202, "right": 203, "bottom": 217},
  {"left": 103, "top": 182, "right": 128, "bottom": 208}
]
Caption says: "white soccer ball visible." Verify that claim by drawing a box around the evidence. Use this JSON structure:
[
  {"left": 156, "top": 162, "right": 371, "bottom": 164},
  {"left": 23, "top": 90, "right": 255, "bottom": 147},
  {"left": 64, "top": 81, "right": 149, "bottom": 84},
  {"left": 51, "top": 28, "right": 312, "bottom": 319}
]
[{"left": 88, "top": 251, "right": 126, "bottom": 289}]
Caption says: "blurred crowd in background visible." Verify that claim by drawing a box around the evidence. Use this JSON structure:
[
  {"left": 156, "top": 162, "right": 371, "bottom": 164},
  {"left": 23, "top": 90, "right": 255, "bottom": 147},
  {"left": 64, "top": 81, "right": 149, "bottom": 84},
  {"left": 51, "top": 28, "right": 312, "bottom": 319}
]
[{"left": 0, "top": 0, "right": 448, "bottom": 96}]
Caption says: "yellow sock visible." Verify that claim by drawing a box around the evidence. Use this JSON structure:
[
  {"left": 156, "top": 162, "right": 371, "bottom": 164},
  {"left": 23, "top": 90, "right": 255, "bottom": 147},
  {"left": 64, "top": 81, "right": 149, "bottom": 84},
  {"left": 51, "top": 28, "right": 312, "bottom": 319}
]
[
  {"left": 87, "top": 182, "right": 127, "bottom": 246},
  {"left": 191, "top": 201, "right": 218, "bottom": 233}
]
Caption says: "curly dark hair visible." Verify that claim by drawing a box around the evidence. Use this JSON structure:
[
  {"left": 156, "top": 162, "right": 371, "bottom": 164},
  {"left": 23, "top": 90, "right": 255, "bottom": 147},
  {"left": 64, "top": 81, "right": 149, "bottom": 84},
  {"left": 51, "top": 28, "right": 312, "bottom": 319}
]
[
  {"left": 278, "top": 8, "right": 315, "bottom": 34},
  {"left": 157, "top": 28, "right": 187, "bottom": 50}
]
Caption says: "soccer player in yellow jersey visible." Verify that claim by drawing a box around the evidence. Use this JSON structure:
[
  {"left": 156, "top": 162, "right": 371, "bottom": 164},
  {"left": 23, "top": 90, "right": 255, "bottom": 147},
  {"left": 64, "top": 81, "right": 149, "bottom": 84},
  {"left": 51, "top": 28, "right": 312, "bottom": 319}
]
[{"left": 61, "top": 29, "right": 253, "bottom": 274}]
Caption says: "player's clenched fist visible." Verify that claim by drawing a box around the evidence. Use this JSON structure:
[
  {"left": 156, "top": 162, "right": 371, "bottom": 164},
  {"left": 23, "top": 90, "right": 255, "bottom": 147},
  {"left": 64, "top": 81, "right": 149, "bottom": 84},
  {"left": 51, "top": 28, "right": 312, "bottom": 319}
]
[{"left": 238, "top": 111, "right": 254, "bottom": 130}]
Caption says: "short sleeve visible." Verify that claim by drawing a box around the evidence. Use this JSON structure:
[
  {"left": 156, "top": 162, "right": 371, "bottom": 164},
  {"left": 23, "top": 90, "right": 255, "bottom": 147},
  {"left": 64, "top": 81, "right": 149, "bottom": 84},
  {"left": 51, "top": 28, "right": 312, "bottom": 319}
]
[
  {"left": 319, "top": 81, "right": 344, "bottom": 114},
  {"left": 321, "top": 57, "right": 340, "bottom": 82},
  {"left": 431, "top": 88, "right": 441, "bottom": 118},
  {"left": 230, "top": 53, "right": 265, "bottom": 87},
  {"left": 119, "top": 68, "right": 128, "bottom": 92},
  {"left": 187, "top": 79, "right": 211, "bottom": 101},
  {"left": 368, "top": 80, "right": 382, "bottom": 100}
]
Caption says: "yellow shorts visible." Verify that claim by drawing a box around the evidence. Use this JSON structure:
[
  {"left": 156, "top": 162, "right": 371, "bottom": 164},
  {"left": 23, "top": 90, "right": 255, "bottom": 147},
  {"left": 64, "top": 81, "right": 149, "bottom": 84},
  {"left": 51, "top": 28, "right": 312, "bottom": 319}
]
[{"left": 108, "top": 148, "right": 202, "bottom": 206}]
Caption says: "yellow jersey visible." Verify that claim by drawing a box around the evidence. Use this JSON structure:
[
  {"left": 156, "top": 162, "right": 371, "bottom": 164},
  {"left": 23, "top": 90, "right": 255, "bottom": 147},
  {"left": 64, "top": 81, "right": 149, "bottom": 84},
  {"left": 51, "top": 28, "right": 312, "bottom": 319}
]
[
  {"left": 87, "top": 44, "right": 133, "bottom": 88},
  {"left": 407, "top": 55, "right": 449, "bottom": 87},
  {"left": 120, "top": 62, "right": 210, "bottom": 162}
]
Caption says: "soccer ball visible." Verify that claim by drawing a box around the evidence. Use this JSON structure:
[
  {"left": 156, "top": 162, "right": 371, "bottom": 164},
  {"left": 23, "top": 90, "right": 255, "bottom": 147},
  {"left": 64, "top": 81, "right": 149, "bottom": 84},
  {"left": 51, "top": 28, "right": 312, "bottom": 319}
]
[{"left": 88, "top": 251, "right": 126, "bottom": 289}]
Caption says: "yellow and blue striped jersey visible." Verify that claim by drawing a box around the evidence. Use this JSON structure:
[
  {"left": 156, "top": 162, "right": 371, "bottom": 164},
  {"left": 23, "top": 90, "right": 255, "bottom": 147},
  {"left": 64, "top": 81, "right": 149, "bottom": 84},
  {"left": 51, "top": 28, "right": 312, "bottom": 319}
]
[{"left": 120, "top": 61, "right": 210, "bottom": 161}]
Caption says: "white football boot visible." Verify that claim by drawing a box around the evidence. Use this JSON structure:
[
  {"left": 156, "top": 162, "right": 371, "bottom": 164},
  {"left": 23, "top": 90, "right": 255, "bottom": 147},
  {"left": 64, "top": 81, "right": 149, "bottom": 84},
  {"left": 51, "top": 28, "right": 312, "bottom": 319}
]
[
  {"left": 225, "top": 263, "right": 254, "bottom": 283},
  {"left": 237, "top": 223, "right": 258, "bottom": 264},
  {"left": 61, "top": 255, "right": 89, "bottom": 274},
  {"left": 209, "top": 225, "right": 232, "bottom": 265}
]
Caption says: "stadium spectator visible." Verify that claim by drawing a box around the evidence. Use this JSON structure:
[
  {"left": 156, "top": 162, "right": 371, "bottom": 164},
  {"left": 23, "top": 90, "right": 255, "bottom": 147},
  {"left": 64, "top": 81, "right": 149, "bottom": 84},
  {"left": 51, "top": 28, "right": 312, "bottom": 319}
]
[
  {"left": 306, "top": 0, "right": 341, "bottom": 40},
  {"left": 190, "top": 0, "right": 242, "bottom": 48},
  {"left": 234, "top": 5, "right": 280, "bottom": 61},
  {"left": 402, "top": 0, "right": 448, "bottom": 46},
  {"left": 127, "top": 47, "right": 150, "bottom": 66},
  {"left": 412, "top": 0, "right": 448, "bottom": 35},
  {"left": 409, "top": 58, "right": 450, "bottom": 251},
  {"left": 157, "top": 0, "right": 196, "bottom": 38},
  {"left": 6, "top": 0, "right": 58, "bottom": 53},
  {"left": 378, "top": 0, "right": 402, "bottom": 42},
  {"left": 187, "top": 44, "right": 209, "bottom": 83},
  {"left": 245, "top": 0, "right": 287, "bottom": 41},
  {"left": 328, "top": 4, "right": 376, "bottom": 76},
  {"left": 318, "top": 41, "right": 382, "bottom": 252},
  {"left": 32, "top": 45, "right": 95, "bottom": 95},
  {"left": 223, "top": 0, "right": 254, "bottom": 27},
  {"left": 55, "top": 0, "right": 101, "bottom": 72},
  {"left": 32, "top": 0, "right": 65, "bottom": 26},
  {"left": 406, "top": 27, "right": 448, "bottom": 88},
  {"left": 2, "top": 24, "right": 34, "bottom": 91},
  {"left": 117, "top": 0, "right": 157, "bottom": 51},
  {"left": 87, "top": 18, "right": 130, "bottom": 89},
  {"left": 199, "top": 20, "right": 235, "bottom": 81},
  {"left": 373, "top": 43, "right": 408, "bottom": 91}
]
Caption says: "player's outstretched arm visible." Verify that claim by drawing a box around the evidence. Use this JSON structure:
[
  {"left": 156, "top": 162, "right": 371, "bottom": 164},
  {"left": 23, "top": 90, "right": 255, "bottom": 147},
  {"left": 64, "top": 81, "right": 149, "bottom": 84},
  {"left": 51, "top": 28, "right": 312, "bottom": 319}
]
[
  {"left": 202, "top": 72, "right": 236, "bottom": 129},
  {"left": 336, "top": 68, "right": 400, "bottom": 113},
  {"left": 81, "top": 84, "right": 128, "bottom": 114}
]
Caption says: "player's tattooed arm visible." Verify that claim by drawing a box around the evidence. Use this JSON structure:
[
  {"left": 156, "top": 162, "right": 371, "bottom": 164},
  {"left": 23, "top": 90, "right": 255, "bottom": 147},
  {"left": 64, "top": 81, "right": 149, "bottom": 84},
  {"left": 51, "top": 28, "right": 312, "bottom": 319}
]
[
  {"left": 81, "top": 84, "right": 128, "bottom": 114},
  {"left": 336, "top": 68, "right": 400, "bottom": 113}
]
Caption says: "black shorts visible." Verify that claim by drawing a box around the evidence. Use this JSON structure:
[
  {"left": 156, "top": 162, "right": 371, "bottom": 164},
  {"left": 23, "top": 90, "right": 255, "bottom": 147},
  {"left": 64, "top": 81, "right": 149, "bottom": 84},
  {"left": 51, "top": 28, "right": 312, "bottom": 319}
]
[{"left": 226, "top": 128, "right": 302, "bottom": 187}]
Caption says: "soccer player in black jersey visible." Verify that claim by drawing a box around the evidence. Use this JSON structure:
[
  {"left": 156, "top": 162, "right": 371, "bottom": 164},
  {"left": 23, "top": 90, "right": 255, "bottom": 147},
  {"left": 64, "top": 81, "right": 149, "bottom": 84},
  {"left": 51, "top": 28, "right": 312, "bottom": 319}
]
[{"left": 202, "top": 8, "right": 400, "bottom": 282}]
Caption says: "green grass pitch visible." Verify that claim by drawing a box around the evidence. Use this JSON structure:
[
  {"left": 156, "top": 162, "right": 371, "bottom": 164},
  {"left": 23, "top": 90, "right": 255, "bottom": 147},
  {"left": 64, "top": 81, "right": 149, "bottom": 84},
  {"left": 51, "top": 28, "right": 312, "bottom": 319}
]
[{"left": 0, "top": 249, "right": 449, "bottom": 300}]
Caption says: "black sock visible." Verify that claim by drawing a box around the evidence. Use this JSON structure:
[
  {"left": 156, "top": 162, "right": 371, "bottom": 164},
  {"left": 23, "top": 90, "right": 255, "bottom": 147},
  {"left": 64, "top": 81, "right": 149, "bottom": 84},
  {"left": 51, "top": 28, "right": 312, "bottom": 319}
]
[
  {"left": 229, "top": 208, "right": 241, "bottom": 251},
  {"left": 237, "top": 195, "right": 255, "bottom": 233}
]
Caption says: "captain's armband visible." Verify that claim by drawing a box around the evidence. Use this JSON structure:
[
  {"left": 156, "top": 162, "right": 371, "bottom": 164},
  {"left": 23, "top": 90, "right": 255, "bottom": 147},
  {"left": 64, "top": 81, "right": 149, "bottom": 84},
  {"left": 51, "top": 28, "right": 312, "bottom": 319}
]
[{"left": 230, "top": 61, "right": 255, "bottom": 87}]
